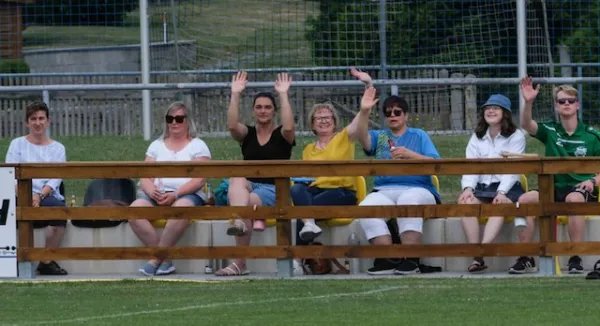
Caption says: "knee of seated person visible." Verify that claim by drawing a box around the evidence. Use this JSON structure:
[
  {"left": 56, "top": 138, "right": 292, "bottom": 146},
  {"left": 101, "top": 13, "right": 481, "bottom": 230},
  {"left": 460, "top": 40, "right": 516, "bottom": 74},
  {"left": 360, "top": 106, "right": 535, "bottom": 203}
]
[
  {"left": 396, "top": 189, "right": 435, "bottom": 205},
  {"left": 565, "top": 191, "right": 585, "bottom": 203},
  {"left": 290, "top": 183, "right": 307, "bottom": 199},
  {"left": 228, "top": 177, "right": 247, "bottom": 189},
  {"left": 518, "top": 191, "right": 538, "bottom": 203},
  {"left": 358, "top": 192, "right": 386, "bottom": 206}
]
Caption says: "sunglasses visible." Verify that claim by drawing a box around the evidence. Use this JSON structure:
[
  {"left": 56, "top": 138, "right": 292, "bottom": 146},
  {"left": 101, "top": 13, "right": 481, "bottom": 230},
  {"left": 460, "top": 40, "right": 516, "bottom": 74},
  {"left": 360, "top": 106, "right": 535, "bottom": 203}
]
[
  {"left": 556, "top": 98, "right": 578, "bottom": 105},
  {"left": 165, "top": 115, "right": 186, "bottom": 124},
  {"left": 384, "top": 109, "right": 404, "bottom": 117}
]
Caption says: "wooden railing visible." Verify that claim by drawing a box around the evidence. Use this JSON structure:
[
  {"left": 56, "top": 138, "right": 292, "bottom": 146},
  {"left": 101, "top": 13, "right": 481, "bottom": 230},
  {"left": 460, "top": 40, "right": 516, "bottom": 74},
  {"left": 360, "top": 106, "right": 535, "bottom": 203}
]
[{"left": 10, "top": 158, "right": 600, "bottom": 267}]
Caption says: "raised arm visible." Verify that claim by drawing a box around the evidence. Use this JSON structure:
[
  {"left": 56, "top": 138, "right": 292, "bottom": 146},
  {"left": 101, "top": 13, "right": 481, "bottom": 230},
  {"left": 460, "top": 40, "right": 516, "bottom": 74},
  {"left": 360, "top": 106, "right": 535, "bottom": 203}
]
[
  {"left": 520, "top": 76, "right": 540, "bottom": 135},
  {"left": 227, "top": 71, "right": 249, "bottom": 142},
  {"left": 347, "top": 87, "right": 378, "bottom": 150},
  {"left": 350, "top": 68, "right": 373, "bottom": 88},
  {"left": 275, "top": 72, "right": 295, "bottom": 144}
]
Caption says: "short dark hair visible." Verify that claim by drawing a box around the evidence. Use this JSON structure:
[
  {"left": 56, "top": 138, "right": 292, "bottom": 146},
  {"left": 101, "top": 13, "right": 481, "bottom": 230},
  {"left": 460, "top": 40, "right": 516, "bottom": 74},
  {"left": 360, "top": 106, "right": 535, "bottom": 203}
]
[
  {"left": 25, "top": 101, "right": 49, "bottom": 121},
  {"left": 382, "top": 96, "right": 410, "bottom": 114},
  {"left": 253, "top": 92, "right": 278, "bottom": 111}
]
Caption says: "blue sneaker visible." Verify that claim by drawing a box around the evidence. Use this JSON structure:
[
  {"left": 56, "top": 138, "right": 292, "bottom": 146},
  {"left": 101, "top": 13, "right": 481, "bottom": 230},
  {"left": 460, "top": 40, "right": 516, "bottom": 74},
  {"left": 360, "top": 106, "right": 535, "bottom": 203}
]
[
  {"left": 156, "top": 261, "right": 176, "bottom": 275},
  {"left": 139, "top": 262, "right": 158, "bottom": 276}
]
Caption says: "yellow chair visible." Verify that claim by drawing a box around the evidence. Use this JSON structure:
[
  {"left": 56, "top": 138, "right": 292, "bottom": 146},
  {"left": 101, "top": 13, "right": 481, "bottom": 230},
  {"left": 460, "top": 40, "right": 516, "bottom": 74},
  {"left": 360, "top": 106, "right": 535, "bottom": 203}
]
[
  {"left": 152, "top": 183, "right": 209, "bottom": 228},
  {"left": 557, "top": 192, "right": 600, "bottom": 225},
  {"left": 432, "top": 175, "right": 440, "bottom": 194},
  {"left": 478, "top": 174, "right": 528, "bottom": 224}
]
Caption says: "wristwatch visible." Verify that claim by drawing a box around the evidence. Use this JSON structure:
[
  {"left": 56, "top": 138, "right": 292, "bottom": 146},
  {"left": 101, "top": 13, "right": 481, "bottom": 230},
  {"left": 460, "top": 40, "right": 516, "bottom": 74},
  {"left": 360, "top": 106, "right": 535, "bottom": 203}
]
[{"left": 38, "top": 193, "right": 47, "bottom": 201}]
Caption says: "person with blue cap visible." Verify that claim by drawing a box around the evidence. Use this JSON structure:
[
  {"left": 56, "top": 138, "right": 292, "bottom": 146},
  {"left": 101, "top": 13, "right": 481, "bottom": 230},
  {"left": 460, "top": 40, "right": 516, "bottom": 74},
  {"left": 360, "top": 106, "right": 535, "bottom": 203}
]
[{"left": 458, "top": 93, "right": 526, "bottom": 273}]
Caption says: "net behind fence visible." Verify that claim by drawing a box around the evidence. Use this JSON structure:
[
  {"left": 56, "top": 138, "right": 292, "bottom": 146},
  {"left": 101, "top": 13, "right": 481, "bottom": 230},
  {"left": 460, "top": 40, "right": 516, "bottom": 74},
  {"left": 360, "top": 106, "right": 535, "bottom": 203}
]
[{"left": 0, "top": 0, "right": 599, "bottom": 139}]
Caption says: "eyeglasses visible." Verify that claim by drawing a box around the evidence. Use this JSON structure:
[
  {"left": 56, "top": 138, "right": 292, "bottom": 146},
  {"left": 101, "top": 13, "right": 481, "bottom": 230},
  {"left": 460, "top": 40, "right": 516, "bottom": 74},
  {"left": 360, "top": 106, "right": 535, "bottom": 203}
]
[
  {"left": 313, "top": 116, "right": 333, "bottom": 122},
  {"left": 556, "top": 98, "right": 578, "bottom": 105},
  {"left": 165, "top": 115, "right": 186, "bottom": 124},
  {"left": 384, "top": 109, "right": 404, "bottom": 117}
]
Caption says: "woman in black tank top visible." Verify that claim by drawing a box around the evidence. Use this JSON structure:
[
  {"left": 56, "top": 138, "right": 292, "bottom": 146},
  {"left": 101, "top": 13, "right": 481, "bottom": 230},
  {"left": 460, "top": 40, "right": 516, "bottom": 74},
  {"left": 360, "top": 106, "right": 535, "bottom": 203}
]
[{"left": 215, "top": 71, "right": 295, "bottom": 276}]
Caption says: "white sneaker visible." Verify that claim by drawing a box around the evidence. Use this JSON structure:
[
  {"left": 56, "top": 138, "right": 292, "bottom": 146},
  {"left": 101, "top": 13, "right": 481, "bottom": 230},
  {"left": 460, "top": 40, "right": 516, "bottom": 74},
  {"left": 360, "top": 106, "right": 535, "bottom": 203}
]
[
  {"left": 293, "top": 260, "right": 305, "bottom": 276},
  {"left": 299, "top": 222, "right": 323, "bottom": 242}
]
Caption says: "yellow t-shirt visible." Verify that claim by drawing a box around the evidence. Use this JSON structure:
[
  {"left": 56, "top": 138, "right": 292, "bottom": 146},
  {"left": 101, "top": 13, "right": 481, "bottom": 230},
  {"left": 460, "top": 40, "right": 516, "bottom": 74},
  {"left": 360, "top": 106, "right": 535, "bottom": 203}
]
[{"left": 302, "top": 128, "right": 356, "bottom": 190}]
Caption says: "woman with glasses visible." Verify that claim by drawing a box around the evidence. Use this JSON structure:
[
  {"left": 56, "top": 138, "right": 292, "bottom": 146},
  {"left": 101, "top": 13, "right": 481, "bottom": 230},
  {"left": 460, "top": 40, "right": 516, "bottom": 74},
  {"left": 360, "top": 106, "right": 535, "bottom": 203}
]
[{"left": 129, "top": 101, "right": 211, "bottom": 276}]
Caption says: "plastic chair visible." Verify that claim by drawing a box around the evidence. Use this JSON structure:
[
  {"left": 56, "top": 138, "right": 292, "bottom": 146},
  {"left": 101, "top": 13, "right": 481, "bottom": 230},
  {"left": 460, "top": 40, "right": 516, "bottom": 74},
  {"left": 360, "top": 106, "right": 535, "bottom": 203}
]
[
  {"left": 317, "top": 176, "right": 367, "bottom": 227},
  {"left": 478, "top": 174, "right": 528, "bottom": 224},
  {"left": 71, "top": 178, "right": 136, "bottom": 228}
]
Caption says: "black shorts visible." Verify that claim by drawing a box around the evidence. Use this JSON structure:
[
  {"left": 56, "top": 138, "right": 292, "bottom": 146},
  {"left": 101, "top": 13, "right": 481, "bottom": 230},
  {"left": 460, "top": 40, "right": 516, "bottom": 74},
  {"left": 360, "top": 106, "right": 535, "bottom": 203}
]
[
  {"left": 553, "top": 187, "right": 598, "bottom": 203},
  {"left": 474, "top": 182, "right": 525, "bottom": 203}
]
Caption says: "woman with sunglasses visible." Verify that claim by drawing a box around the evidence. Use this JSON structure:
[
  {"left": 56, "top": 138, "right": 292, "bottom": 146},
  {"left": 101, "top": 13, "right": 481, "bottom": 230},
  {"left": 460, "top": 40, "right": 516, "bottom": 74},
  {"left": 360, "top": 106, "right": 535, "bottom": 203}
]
[
  {"left": 457, "top": 94, "right": 526, "bottom": 273},
  {"left": 215, "top": 72, "right": 295, "bottom": 277},
  {"left": 129, "top": 101, "right": 211, "bottom": 276}
]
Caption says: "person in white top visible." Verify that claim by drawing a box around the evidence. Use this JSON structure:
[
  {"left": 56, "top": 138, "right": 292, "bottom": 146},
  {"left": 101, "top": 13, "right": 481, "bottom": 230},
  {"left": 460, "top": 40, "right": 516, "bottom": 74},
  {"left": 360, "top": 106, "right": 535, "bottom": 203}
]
[
  {"left": 129, "top": 102, "right": 211, "bottom": 276},
  {"left": 457, "top": 94, "right": 526, "bottom": 273},
  {"left": 4, "top": 101, "right": 68, "bottom": 275}
]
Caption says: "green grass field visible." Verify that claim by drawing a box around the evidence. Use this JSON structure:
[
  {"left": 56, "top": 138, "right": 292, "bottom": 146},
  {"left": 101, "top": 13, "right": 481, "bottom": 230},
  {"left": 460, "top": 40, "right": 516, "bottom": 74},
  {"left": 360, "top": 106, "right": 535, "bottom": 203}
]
[
  {"left": 0, "top": 134, "right": 545, "bottom": 204},
  {"left": 0, "top": 278, "right": 595, "bottom": 325}
]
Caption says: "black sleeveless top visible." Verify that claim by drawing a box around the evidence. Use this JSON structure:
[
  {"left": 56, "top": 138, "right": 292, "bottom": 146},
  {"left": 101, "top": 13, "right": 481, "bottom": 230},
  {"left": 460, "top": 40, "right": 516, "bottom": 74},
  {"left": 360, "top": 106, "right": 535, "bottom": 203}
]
[{"left": 241, "top": 125, "right": 295, "bottom": 185}]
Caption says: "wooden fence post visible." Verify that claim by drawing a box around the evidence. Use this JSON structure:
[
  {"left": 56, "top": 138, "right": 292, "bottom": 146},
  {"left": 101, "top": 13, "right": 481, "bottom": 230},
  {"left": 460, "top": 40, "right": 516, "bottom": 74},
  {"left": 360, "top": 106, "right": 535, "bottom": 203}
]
[
  {"left": 17, "top": 178, "right": 34, "bottom": 279},
  {"left": 538, "top": 174, "right": 556, "bottom": 276},
  {"left": 275, "top": 177, "right": 293, "bottom": 277}
]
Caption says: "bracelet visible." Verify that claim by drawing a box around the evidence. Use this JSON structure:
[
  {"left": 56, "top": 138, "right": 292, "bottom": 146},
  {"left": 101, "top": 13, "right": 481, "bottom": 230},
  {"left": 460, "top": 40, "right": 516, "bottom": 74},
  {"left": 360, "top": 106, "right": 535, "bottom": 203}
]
[
  {"left": 497, "top": 190, "right": 507, "bottom": 196},
  {"left": 462, "top": 187, "right": 474, "bottom": 192},
  {"left": 38, "top": 193, "right": 46, "bottom": 200}
]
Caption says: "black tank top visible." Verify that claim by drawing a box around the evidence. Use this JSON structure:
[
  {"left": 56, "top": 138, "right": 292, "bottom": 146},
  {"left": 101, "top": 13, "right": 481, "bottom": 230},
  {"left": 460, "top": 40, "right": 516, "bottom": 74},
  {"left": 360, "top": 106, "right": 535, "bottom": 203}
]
[{"left": 241, "top": 125, "right": 295, "bottom": 184}]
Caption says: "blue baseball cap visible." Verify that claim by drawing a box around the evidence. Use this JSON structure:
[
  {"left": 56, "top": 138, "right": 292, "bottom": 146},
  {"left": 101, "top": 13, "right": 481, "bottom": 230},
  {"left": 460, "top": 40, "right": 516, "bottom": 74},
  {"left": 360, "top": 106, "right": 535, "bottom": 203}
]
[{"left": 481, "top": 94, "right": 511, "bottom": 112}]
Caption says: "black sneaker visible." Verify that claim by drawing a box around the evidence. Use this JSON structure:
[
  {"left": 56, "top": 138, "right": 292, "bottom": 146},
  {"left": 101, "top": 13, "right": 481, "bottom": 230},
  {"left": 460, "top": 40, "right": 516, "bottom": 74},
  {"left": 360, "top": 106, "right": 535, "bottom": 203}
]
[
  {"left": 37, "top": 261, "right": 68, "bottom": 275},
  {"left": 367, "top": 258, "right": 401, "bottom": 275},
  {"left": 508, "top": 256, "right": 537, "bottom": 274},
  {"left": 568, "top": 255, "right": 584, "bottom": 274},
  {"left": 393, "top": 258, "right": 420, "bottom": 275}
]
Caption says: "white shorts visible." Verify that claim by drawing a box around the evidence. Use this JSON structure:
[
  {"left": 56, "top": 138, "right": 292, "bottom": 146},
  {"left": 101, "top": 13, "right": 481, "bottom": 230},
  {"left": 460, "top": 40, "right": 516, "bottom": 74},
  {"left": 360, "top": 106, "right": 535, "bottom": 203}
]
[{"left": 358, "top": 186, "right": 436, "bottom": 240}]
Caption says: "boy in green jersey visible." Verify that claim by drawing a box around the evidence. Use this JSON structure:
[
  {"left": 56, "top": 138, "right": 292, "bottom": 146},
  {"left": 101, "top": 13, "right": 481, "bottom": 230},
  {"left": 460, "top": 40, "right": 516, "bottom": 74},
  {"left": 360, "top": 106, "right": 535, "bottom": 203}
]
[{"left": 510, "top": 76, "right": 600, "bottom": 275}]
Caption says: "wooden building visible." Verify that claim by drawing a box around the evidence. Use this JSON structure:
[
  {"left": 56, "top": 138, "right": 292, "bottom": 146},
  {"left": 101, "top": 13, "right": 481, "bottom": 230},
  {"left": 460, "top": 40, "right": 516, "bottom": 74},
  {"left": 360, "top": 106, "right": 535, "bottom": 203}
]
[{"left": 0, "top": 0, "right": 35, "bottom": 59}]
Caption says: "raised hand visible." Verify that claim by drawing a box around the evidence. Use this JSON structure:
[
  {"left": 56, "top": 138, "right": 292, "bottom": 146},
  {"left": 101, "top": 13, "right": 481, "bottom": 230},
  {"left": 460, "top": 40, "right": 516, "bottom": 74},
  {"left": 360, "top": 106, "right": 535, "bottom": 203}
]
[
  {"left": 231, "top": 71, "right": 247, "bottom": 94},
  {"left": 520, "top": 76, "right": 540, "bottom": 103},
  {"left": 350, "top": 68, "right": 373, "bottom": 85},
  {"left": 360, "top": 86, "right": 379, "bottom": 111},
  {"left": 274, "top": 72, "right": 292, "bottom": 93}
]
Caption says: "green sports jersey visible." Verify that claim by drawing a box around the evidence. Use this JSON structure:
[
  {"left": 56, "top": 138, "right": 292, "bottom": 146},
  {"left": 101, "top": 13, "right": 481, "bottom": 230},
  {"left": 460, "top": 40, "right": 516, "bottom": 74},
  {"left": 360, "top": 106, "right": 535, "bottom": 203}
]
[{"left": 534, "top": 120, "right": 600, "bottom": 188}]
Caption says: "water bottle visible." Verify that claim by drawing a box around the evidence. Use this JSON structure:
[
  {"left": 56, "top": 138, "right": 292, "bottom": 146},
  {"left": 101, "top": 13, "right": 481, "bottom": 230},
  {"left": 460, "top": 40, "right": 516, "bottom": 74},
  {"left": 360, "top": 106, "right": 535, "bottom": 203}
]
[
  {"left": 206, "top": 183, "right": 215, "bottom": 206},
  {"left": 347, "top": 231, "right": 361, "bottom": 274},
  {"left": 70, "top": 194, "right": 76, "bottom": 207}
]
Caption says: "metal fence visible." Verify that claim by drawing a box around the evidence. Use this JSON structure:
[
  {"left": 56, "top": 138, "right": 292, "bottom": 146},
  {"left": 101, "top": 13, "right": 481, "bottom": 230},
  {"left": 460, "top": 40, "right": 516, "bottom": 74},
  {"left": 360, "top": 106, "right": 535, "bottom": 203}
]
[{"left": 1, "top": 0, "right": 599, "bottom": 138}]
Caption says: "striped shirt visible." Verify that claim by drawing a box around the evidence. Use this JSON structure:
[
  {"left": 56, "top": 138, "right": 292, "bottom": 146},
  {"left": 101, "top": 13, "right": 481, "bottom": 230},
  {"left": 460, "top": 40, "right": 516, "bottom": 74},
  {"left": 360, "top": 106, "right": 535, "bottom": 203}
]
[{"left": 5, "top": 136, "right": 66, "bottom": 200}]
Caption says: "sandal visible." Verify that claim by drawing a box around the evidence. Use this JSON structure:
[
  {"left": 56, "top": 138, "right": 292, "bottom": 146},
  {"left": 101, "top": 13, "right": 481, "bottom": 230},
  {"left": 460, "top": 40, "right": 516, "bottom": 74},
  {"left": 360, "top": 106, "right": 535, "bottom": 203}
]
[
  {"left": 215, "top": 262, "right": 250, "bottom": 276},
  {"left": 226, "top": 218, "right": 248, "bottom": 236},
  {"left": 585, "top": 260, "right": 600, "bottom": 280},
  {"left": 468, "top": 260, "right": 488, "bottom": 273}
]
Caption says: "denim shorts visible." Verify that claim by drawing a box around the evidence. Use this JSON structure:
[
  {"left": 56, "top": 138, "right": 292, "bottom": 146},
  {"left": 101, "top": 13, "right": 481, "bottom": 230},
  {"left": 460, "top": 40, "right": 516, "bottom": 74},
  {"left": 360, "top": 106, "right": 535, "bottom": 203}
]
[
  {"left": 248, "top": 181, "right": 276, "bottom": 207},
  {"left": 137, "top": 192, "right": 204, "bottom": 206}
]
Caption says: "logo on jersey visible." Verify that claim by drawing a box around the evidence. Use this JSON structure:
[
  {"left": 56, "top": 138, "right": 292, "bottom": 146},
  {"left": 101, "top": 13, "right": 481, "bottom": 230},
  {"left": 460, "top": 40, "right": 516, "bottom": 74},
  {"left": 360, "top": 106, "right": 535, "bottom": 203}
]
[{"left": 574, "top": 146, "right": 588, "bottom": 157}]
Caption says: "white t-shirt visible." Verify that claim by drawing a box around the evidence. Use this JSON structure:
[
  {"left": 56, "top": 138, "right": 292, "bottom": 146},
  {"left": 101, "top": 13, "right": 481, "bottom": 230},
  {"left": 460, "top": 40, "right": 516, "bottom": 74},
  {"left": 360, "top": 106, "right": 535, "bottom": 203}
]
[
  {"left": 5, "top": 136, "right": 66, "bottom": 201},
  {"left": 146, "top": 137, "right": 211, "bottom": 200}
]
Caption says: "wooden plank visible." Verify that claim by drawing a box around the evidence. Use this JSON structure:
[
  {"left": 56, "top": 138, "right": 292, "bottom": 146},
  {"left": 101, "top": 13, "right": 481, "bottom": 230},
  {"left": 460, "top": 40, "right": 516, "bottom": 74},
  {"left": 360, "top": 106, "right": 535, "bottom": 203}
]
[
  {"left": 542, "top": 158, "right": 600, "bottom": 174},
  {"left": 18, "top": 243, "right": 545, "bottom": 261},
  {"left": 275, "top": 178, "right": 292, "bottom": 246},
  {"left": 546, "top": 242, "right": 600, "bottom": 256},
  {"left": 13, "top": 159, "right": 545, "bottom": 179},
  {"left": 17, "top": 203, "right": 550, "bottom": 220},
  {"left": 17, "top": 179, "right": 33, "bottom": 250},
  {"left": 538, "top": 174, "right": 555, "bottom": 255}
]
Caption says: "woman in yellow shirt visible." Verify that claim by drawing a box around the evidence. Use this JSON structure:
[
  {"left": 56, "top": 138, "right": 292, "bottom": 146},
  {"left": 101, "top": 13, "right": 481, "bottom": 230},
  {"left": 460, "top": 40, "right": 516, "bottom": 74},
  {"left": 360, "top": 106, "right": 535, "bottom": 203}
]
[{"left": 292, "top": 102, "right": 360, "bottom": 243}]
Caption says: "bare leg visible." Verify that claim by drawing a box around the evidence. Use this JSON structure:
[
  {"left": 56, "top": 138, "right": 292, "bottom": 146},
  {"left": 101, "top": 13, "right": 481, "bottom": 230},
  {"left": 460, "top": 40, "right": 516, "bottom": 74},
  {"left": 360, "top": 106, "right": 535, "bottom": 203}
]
[
  {"left": 158, "top": 198, "right": 195, "bottom": 264},
  {"left": 566, "top": 192, "right": 586, "bottom": 243},
  {"left": 460, "top": 197, "right": 483, "bottom": 244},
  {"left": 481, "top": 217, "right": 504, "bottom": 243},
  {"left": 40, "top": 226, "right": 66, "bottom": 264},
  {"left": 517, "top": 191, "right": 538, "bottom": 243},
  {"left": 128, "top": 199, "right": 159, "bottom": 264},
  {"left": 369, "top": 235, "right": 392, "bottom": 245}
]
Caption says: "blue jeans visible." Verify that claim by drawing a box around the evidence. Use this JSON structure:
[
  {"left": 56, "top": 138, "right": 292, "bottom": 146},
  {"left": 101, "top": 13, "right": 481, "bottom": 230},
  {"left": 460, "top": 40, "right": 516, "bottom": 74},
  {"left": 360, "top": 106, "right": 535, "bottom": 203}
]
[{"left": 290, "top": 183, "right": 357, "bottom": 246}]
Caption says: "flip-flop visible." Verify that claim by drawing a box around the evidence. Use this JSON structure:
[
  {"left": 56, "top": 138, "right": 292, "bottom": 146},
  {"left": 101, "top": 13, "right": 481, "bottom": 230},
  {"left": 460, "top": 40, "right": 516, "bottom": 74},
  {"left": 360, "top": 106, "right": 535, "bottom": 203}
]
[
  {"left": 468, "top": 260, "right": 488, "bottom": 273},
  {"left": 215, "top": 262, "right": 250, "bottom": 277},
  {"left": 226, "top": 219, "right": 248, "bottom": 236}
]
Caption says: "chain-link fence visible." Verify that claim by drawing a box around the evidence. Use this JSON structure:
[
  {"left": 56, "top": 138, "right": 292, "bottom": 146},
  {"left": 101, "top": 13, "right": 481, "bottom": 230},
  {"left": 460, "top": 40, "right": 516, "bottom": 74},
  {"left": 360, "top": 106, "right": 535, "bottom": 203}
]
[{"left": 1, "top": 0, "right": 599, "bottom": 137}]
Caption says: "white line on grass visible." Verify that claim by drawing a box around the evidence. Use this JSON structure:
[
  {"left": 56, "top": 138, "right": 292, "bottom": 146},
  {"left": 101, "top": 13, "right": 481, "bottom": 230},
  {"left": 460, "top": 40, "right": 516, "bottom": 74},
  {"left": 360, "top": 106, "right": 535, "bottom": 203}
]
[{"left": 11, "top": 285, "right": 405, "bottom": 325}]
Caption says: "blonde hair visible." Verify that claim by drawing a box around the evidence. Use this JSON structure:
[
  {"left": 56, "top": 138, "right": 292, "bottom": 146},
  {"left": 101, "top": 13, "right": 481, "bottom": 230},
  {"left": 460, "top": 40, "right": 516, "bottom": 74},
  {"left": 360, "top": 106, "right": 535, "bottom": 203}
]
[
  {"left": 161, "top": 101, "right": 198, "bottom": 139},
  {"left": 553, "top": 85, "right": 578, "bottom": 100},
  {"left": 307, "top": 102, "right": 340, "bottom": 135}
]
